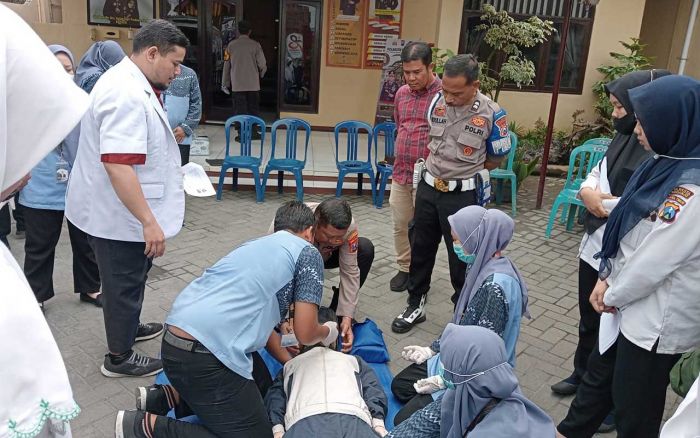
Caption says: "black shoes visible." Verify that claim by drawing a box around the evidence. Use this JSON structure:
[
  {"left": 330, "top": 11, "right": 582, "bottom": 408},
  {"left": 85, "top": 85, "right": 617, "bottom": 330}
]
[
  {"left": 391, "top": 295, "right": 427, "bottom": 334},
  {"left": 79, "top": 293, "right": 102, "bottom": 308},
  {"left": 135, "top": 323, "right": 164, "bottom": 342},
  {"left": 597, "top": 413, "right": 616, "bottom": 433},
  {"left": 101, "top": 351, "right": 163, "bottom": 378},
  {"left": 390, "top": 271, "right": 409, "bottom": 292},
  {"left": 115, "top": 410, "right": 148, "bottom": 438},
  {"left": 135, "top": 384, "right": 175, "bottom": 415},
  {"left": 550, "top": 374, "right": 580, "bottom": 395}
]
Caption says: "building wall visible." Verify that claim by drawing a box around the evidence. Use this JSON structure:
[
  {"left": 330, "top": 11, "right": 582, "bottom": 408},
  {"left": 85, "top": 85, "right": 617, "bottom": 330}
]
[
  {"left": 7, "top": 0, "right": 651, "bottom": 130},
  {"left": 487, "top": 0, "right": 646, "bottom": 129},
  {"left": 640, "top": 0, "right": 700, "bottom": 78},
  {"left": 667, "top": 0, "right": 700, "bottom": 78},
  {"left": 280, "top": 0, "right": 442, "bottom": 125},
  {"left": 639, "top": 0, "right": 682, "bottom": 70},
  {"left": 4, "top": 0, "right": 133, "bottom": 59}
]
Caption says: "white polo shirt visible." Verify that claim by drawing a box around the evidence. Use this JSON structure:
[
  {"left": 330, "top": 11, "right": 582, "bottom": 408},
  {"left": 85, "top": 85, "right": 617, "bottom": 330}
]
[{"left": 66, "top": 57, "right": 184, "bottom": 242}]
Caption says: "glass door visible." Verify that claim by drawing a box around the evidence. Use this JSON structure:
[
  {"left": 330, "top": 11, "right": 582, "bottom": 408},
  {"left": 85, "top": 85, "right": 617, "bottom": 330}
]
[
  {"left": 205, "top": 0, "right": 242, "bottom": 121},
  {"left": 161, "top": 0, "right": 202, "bottom": 79},
  {"left": 278, "top": 0, "right": 322, "bottom": 113}
]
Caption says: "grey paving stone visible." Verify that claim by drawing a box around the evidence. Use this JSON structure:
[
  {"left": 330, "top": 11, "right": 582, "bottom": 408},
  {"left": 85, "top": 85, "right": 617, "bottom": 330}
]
[{"left": 6, "top": 177, "right": 682, "bottom": 438}]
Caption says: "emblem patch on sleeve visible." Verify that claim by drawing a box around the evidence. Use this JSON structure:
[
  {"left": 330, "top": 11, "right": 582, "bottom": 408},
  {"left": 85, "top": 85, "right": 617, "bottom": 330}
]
[
  {"left": 658, "top": 187, "right": 694, "bottom": 223},
  {"left": 434, "top": 105, "right": 446, "bottom": 117},
  {"left": 347, "top": 230, "right": 359, "bottom": 253},
  {"left": 494, "top": 114, "right": 508, "bottom": 138}
]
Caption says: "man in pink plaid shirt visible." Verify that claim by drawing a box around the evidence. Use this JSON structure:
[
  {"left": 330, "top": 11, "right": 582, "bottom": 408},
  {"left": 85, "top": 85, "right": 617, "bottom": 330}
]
[{"left": 389, "top": 42, "right": 442, "bottom": 292}]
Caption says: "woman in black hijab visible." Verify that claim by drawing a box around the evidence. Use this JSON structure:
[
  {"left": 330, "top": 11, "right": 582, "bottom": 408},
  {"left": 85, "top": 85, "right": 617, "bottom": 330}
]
[{"left": 550, "top": 70, "right": 671, "bottom": 410}]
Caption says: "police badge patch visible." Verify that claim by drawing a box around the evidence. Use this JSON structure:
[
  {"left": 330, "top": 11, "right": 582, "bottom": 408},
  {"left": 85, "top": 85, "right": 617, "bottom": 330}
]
[
  {"left": 658, "top": 186, "right": 694, "bottom": 223},
  {"left": 347, "top": 230, "right": 359, "bottom": 253},
  {"left": 470, "top": 100, "right": 481, "bottom": 112},
  {"left": 434, "top": 105, "right": 446, "bottom": 117},
  {"left": 470, "top": 116, "right": 486, "bottom": 127}
]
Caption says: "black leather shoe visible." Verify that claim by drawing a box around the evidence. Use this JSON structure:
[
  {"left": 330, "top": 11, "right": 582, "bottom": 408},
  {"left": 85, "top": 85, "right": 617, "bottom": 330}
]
[
  {"left": 550, "top": 375, "right": 580, "bottom": 395},
  {"left": 390, "top": 271, "right": 409, "bottom": 292},
  {"left": 597, "top": 413, "right": 616, "bottom": 433},
  {"left": 391, "top": 295, "right": 426, "bottom": 334},
  {"left": 80, "top": 293, "right": 102, "bottom": 308}
]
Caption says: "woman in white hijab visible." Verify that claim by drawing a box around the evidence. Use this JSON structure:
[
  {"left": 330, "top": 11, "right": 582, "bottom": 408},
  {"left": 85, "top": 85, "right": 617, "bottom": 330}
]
[{"left": 0, "top": 5, "right": 90, "bottom": 437}]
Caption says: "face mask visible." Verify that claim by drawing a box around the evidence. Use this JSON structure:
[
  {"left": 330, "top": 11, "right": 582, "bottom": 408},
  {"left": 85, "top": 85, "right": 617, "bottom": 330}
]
[
  {"left": 613, "top": 114, "right": 636, "bottom": 135},
  {"left": 453, "top": 244, "right": 476, "bottom": 265},
  {"left": 452, "top": 217, "right": 484, "bottom": 265},
  {"left": 439, "top": 361, "right": 508, "bottom": 390}
]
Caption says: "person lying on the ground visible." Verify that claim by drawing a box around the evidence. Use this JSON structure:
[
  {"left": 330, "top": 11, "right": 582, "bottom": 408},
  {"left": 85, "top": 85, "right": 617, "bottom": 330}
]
[
  {"left": 264, "top": 306, "right": 388, "bottom": 438},
  {"left": 268, "top": 198, "right": 376, "bottom": 353},
  {"left": 391, "top": 206, "right": 529, "bottom": 424},
  {"left": 387, "top": 324, "right": 558, "bottom": 438},
  {"left": 115, "top": 201, "right": 338, "bottom": 438}
]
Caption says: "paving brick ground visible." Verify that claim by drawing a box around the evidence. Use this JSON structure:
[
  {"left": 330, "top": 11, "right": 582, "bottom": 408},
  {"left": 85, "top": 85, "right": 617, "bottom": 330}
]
[{"left": 6, "top": 177, "right": 681, "bottom": 437}]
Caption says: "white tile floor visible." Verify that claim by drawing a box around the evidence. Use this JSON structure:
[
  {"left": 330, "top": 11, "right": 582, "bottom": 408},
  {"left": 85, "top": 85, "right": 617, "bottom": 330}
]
[{"left": 192, "top": 124, "right": 379, "bottom": 191}]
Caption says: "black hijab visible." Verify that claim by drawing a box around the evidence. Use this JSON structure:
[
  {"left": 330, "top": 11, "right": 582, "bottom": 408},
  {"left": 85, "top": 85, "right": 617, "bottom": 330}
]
[
  {"left": 598, "top": 75, "right": 700, "bottom": 277},
  {"left": 583, "top": 69, "right": 671, "bottom": 234}
]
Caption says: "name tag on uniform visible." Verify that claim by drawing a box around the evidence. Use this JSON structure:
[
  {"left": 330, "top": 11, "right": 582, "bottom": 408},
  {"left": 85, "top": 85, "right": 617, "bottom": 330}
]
[
  {"left": 464, "top": 125, "right": 485, "bottom": 137},
  {"left": 56, "top": 157, "right": 69, "bottom": 184}
]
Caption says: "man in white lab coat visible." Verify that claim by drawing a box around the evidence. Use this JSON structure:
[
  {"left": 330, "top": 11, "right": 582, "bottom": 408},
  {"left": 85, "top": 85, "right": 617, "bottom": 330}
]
[{"left": 66, "top": 19, "right": 189, "bottom": 378}]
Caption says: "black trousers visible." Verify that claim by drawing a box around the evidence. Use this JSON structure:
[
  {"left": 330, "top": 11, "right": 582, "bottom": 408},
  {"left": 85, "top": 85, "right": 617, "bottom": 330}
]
[
  {"left": 406, "top": 180, "right": 476, "bottom": 307},
  {"left": 22, "top": 207, "right": 101, "bottom": 303},
  {"left": 12, "top": 192, "right": 24, "bottom": 231},
  {"left": 0, "top": 203, "right": 9, "bottom": 248},
  {"left": 178, "top": 144, "right": 190, "bottom": 166},
  {"left": 390, "top": 362, "right": 433, "bottom": 425},
  {"left": 558, "top": 334, "right": 681, "bottom": 438},
  {"left": 325, "top": 237, "right": 375, "bottom": 312},
  {"left": 572, "top": 259, "right": 601, "bottom": 379},
  {"left": 153, "top": 338, "right": 273, "bottom": 438},
  {"left": 88, "top": 236, "right": 152, "bottom": 354},
  {"left": 232, "top": 91, "right": 260, "bottom": 117}
]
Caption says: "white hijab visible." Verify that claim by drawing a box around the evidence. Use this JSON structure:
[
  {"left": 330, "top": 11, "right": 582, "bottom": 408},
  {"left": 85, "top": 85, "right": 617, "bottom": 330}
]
[{"left": 0, "top": 5, "right": 90, "bottom": 437}]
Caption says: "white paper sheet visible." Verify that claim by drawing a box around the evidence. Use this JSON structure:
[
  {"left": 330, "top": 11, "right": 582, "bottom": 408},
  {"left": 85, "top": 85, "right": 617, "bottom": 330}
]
[
  {"left": 182, "top": 162, "right": 216, "bottom": 197},
  {"left": 598, "top": 311, "right": 621, "bottom": 354}
]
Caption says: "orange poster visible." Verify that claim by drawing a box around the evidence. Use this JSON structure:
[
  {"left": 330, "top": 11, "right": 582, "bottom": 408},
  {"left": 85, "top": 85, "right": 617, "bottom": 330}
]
[
  {"left": 327, "top": 0, "right": 366, "bottom": 68},
  {"left": 364, "top": 0, "right": 402, "bottom": 69}
]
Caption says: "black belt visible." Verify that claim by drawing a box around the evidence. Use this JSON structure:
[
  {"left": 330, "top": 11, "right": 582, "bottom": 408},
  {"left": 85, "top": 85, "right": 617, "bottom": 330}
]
[{"left": 163, "top": 329, "right": 212, "bottom": 354}]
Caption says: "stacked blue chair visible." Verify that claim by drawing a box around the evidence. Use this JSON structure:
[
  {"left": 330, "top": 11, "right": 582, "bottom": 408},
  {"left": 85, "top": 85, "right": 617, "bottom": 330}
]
[
  {"left": 489, "top": 132, "right": 519, "bottom": 216},
  {"left": 261, "top": 118, "right": 311, "bottom": 202},
  {"left": 545, "top": 137, "right": 611, "bottom": 238},
  {"left": 334, "top": 120, "right": 377, "bottom": 204},
  {"left": 216, "top": 115, "right": 266, "bottom": 203},
  {"left": 373, "top": 122, "right": 397, "bottom": 209}
]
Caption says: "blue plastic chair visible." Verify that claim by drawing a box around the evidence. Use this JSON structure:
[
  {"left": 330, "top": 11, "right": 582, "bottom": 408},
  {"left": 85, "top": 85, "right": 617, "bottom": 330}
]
[
  {"left": 545, "top": 137, "right": 611, "bottom": 238},
  {"left": 216, "top": 115, "right": 266, "bottom": 203},
  {"left": 334, "top": 120, "right": 377, "bottom": 204},
  {"left": 489, "top": 131, "right": 519, "bottom": 216},
  {"left": 261, "top": 118, "right": 311, "bottom": 202},
  {"left": 373, "top": 122, "right": 397, "bottom": 209}
]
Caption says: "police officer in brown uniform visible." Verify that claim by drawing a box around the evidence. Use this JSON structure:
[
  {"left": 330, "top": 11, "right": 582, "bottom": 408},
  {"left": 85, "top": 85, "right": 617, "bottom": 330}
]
[
  {"left": 391, "top": 54, "right": 512, "bottom": 333},
  {"left": 269, "top": 198, "right": 375, "bottom": 351}
]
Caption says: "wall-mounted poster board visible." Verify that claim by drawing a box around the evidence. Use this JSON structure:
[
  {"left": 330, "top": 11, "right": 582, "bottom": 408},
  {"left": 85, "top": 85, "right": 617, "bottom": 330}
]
[
  {"left": 88, "top": 0, "right": 155, "bottom": 27},
  {"left": 327, "top": 0, "right": 366, "bottom": 68},
  {"left": 374, "top": 38, "right": 413, "bottom": 124},
  {"left": 364, "top": 0, "right": 402, "bottom": 69}
]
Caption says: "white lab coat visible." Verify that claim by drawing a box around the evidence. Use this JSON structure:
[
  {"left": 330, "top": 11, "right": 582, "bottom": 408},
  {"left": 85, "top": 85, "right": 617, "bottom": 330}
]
[
  {"left": 1, "top": 5, "right": 89, "bottom": 437},
  {"left": 65, "top": 57, "right": 184, "bottom": 242},
  {"left": 604, "top": 184, "right": 700, "bottom": 354},
  {"left": 660, "top": 377, "right": 700, "bottom": 438}
]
